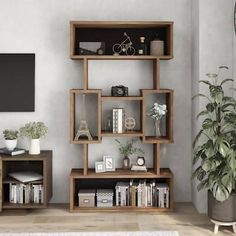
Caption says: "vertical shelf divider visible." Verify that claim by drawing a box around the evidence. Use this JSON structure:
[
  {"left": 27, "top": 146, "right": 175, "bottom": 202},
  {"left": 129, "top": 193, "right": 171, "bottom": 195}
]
[
  {"left": 153, "top": 144, "right": 160, "bottom": 175},
  {"left": 83, "top": 58, "right": 88, "bottom": 90},
  {"left": 70, "top": 91, "right": 75, "bottom": 142},
  {"left": 83, "top": 144, "right": 88, "bottom": 175}
]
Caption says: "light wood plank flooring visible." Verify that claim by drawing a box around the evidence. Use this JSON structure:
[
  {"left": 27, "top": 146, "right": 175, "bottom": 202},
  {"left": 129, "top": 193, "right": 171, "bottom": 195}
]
[{"left": 0, "top": 203, "right": 234, "bottom": 236}]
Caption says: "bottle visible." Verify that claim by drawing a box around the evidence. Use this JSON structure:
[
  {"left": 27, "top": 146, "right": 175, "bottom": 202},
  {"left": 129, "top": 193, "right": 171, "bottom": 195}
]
[
  {"left": 138, "top": 37, "right": 147, "bottom": 55},
  {"left": 150, "top": 34, "right": 164, "bottom": 56}
]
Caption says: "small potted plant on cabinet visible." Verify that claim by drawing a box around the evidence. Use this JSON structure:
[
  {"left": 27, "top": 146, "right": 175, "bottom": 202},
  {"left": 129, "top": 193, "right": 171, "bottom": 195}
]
[
  {"left": 20, "top": 122, "right": 48, "bottom": 155},
  {"left": 3, "top": 129, "right": 18, "bottom": 151},
  {"left": 193, "top": 66, "right": 236, "bottom": 222},
  {"left": 115, "top": 138, "right": 144, "bottom": 169}
]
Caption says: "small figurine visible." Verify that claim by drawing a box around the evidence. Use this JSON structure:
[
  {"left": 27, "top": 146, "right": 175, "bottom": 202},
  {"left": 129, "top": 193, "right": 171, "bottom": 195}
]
[{"left": 112, "top": 32, "right": 135, "bottom": 56}]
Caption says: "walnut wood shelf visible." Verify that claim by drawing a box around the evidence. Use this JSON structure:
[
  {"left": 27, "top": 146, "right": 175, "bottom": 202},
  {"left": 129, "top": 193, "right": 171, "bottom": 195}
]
[
  {"left": 0, "top": 151, "right": 53, "bottom": 212},
  {"left": 71, "top": 168, "right": 173, "bottom": 179},
  {"left": 69, "top": 21, "right": 174, "bottom": 213},
  {"left": 101, "top": 96, "right": 143, "bottom": 101},
  {"left": 71, "top": 206, "right": 173, "bottom": 212},
  {"left": 70, "top": 55, "right": 173, "bottom": 60},
  {"left": 101, "top": 131, "right": 143, "bottom": 137},
  {"left": 3, "top": 203, "right": 45, "bottom": 209}
]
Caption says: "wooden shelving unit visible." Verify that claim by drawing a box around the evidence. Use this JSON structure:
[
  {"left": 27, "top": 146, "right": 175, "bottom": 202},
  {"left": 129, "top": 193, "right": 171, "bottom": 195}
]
[
  {"left": 69, "top": 21, "right": 174, "bottom": 212},
  {"left": 0, "top": 151, "right": 53, "bottom": 212}
]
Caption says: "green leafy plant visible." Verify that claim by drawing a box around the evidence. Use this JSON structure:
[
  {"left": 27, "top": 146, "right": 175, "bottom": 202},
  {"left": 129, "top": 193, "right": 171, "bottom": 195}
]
[
  {"left": 20, "top": 122, "right": 48, "bottom": 139},
  {"left": 3, "top": 129, "right": 18, "bottom": 140},
  {"left": 192, "top": 66, "right": 236, "bottom": 202},
  {"left": 115, "top": 138, "right": 145, "bottom": 157}
]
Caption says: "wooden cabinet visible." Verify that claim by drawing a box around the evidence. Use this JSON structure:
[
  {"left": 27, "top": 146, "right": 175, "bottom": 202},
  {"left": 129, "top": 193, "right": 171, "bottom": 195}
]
[
  {"left": 69, "top": 21, "right": 174, "bottom": 212},
  {"left": 0, "top": 151, "right": 52, "bottom": 211}
]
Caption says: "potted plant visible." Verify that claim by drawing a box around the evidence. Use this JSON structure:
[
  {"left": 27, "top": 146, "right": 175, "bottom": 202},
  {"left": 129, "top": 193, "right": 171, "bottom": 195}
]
[
  {"left": 20, "top": 122, "right": 48, "bottom": 155},
  {"left": 192, "top": 66, "right": 236, "bottom": 222},
  {"left": 3, "top": 129, "right": 18, "bottom": 151},
  {"left": 147, "top": 102, "right": 167, "bottom": 137},
  {"left": 115, "top": 138, "right": 144, "bottom": 169}
]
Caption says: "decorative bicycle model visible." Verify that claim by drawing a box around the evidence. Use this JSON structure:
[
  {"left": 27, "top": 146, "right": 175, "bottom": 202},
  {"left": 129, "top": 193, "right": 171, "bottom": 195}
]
[{"left": 112, "top": 32, "right": 136, "bottom": 56}]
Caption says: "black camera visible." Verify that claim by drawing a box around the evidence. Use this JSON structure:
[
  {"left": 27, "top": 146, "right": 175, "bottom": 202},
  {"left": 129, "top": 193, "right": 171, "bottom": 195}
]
[{"left": 111, "top": 85, "right": 128, "bottom": 97}]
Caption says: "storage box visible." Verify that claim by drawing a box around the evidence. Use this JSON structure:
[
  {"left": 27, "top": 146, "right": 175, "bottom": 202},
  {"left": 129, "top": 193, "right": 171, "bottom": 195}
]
[
  {"left": 96, "top": 189, "right": 114, "bottom": 207},
  {"left": 78, "top": 189, "right": 96, "bottom": 207}
]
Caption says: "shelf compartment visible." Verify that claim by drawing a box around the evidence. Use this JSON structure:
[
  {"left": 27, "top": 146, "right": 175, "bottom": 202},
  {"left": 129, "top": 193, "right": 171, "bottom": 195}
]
[
  {"left": 142, "top": 89, "right": 173, "bottom": 143},
  {"left": 70, "top": 89, "right": 102, "bottom": 144},
  {"left": 70, "top": 168, "right": 173, "bottom": 212},
  {"left": 101, "top": 99, "right": 143, "bottom": 135},
  {"left": 1, "top": 151, "right": 52, "bottom": 210},
  {"left": 70, "top": 21, "right": 173, "bottom": 59}
]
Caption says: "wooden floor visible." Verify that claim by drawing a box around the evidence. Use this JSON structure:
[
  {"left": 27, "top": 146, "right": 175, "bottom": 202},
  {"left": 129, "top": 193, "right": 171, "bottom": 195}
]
[{"left": 0, "top": 203, "right": 234, "bottom": 236}]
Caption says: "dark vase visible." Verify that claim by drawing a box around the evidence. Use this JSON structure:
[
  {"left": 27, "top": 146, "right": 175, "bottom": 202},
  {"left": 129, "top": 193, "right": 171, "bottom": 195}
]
[
  {"left": 123, "top": 156, "right": 130, "bottom": 169},
  {"left": 208, "top": 190, "right": 236, "bottom": 222}
]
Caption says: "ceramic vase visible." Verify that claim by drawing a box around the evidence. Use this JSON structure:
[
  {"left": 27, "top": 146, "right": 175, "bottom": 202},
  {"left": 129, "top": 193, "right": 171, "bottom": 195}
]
[
  {"left": 5, "top": 139, "right": 17, "bottom": 151},
  {"left": 29, "top": 139, "right": 40, "bottom": 155}
]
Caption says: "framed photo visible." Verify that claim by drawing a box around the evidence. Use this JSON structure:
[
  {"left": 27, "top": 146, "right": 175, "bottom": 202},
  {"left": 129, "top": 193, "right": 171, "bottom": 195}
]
[
  {"left": 103, "top": 155, "right": 115, "bottom": 171},
  {"left": 95, "top": 161, "right": 105, "bottom": 173}
]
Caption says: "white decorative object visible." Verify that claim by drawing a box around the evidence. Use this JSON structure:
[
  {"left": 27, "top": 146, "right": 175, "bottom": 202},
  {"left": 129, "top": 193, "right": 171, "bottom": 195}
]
[
  {"left": 103, "top": 155, "right": 115, "bottom": 171},
  {"left": 29, "top": 139, "right": 40, "bottom": 155},
  {"left": 95, "top": 161, "right": 105, "bottom": 173},
  {"left": 125, "top": 117, "right": 136, "bottom": 131},
  {"left": 147, "top": 102, "right": 167, "bottom": 137},
  {"left": 150, "top": 39, "right": 164, "bottom": 56},
  {"left": 5, "top": 139, "right": 17, "bottom": 151}
]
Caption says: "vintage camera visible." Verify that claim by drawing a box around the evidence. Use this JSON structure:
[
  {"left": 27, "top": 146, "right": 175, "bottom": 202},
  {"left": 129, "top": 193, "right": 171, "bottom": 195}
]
[{"left": 111, "top": 85, "right": 128, "bottom": 97}]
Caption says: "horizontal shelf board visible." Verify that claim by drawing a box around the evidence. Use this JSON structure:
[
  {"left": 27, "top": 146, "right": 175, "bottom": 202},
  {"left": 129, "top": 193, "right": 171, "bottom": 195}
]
[
  {"left": 143, "top": 136, "right": 172, "bottom": 144},
  {"left": 3, "top": 177, "right": 43, "bottom": 184},
  {"left": 70, "top": 89, "right": 101, "bottom": 94},
  {"left": 101, "top": 96, "right": 143, "bottom": 101},
  {"left": 70, "top": 55, "right": 173, "bottom": 60},
  {"left": 71, "top": 136, "right": 101, "bottom": 144},
  {"left": 71, "top": 206, "right": 172, "bottom": 212},
  {"left": 3, "top": 203, "right": 45, "bottom": 209},
  {"left": 70, "top": 168, "right": 173, "bottom": 179},
  {"left": 0, "top": 150, "right": 52, "bottom": 160},
  {"left": 71, "top": 21, "right": 174, "bottom": 28},
  {"left": 101, "top": 131, "right": 143, "bottom": 137},
  {"left": 141, "top": 89, "right": 174, "bottom": 94}
]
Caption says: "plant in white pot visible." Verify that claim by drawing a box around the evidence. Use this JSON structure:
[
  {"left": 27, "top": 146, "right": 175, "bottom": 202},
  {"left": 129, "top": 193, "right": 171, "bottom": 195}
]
[
  {"left": 3, "top": 129, "right": 18, "bottom": 151},
  {"left": 192, "top": 66, "right": 236, "bottom": 222},
  {"left": 20, "top": 122, "right": 48, "bottom": 155}
]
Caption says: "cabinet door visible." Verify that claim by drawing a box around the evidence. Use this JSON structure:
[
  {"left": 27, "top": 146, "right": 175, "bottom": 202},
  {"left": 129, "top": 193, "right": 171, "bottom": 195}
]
[{"left": 0, "top": 160, "right": 2, "bottom": 212}]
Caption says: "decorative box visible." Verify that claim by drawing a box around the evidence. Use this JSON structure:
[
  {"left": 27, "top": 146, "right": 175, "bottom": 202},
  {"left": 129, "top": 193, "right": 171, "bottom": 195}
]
[
  {"left": 78, "top": 189, "right": 96, "bottom": 207},
  {"left": 96, "top": 189, "right": 114, "bottom": 207}
]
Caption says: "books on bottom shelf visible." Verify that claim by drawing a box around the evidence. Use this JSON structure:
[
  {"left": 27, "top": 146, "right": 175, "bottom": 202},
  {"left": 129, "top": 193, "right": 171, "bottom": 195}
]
[
  {"left": 9, "top": 183, "right": 44, "bottom": 204},
  {"left": 115, "top": 180, "right": 169, "bottom": 208},
  {"left": 113, "top": 108, "right": 125, "bottom": 133}
]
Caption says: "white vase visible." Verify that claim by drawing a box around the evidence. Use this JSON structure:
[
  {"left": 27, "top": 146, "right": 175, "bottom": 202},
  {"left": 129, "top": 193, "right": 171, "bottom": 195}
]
[
  {"left": 5, "top": 139, "right": 17, "bottom": 151},
  {"left": 29, "top": 139, "right": 40, "bottom": 155}
]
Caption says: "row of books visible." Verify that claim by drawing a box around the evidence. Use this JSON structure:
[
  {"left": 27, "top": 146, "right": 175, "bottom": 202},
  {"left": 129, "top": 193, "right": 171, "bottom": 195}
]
[
  {"left": 112, "top": 108, "right": 125, "bottom": 133},
  {"left": 115, "top": 180, "right": 169, "bottom": 208},
  {"left": 9, "top": 183, "right": 44, "bottom": 204}
]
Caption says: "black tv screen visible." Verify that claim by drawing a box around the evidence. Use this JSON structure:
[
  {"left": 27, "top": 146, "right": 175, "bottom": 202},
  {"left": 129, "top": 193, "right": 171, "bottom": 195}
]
[{"left": 0, "top": 54, "right": 35, "bottom": 112}]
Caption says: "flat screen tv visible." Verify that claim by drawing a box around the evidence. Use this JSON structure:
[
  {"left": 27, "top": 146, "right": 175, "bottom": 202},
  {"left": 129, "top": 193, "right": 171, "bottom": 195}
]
[{"left": 0, "top": 53, "right": 35, "bottom": 112}]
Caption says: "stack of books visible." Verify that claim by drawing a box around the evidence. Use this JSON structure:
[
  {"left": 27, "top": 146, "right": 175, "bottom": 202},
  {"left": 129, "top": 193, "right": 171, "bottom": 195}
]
[
  {"left": 112, "top": 108, "right": 125, "bottom": 133},
  {"left": 9, "top": 183, "right": 44, "bottom": 204},
  {"left": 115, "top": 180, "right": 169, "bottom": 208},
  {"left": 7, "top": 171, "right": 43, "bottom": 204}
]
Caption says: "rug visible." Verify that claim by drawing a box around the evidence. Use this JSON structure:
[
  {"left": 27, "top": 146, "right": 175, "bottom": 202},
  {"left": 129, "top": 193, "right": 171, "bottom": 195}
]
[{"left": 0, "top": 232, "right": 179, "bottom": 236}]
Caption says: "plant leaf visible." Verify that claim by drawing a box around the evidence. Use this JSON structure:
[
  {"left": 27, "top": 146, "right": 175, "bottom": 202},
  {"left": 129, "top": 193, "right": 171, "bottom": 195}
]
[
  {"left": 193, "top": 129, "right": 203, "bottom": 148},
  {"left": 221, "top": 78, "right": 234, "bottom": 86},
  {"left": 199, "top": 80, "right": 212, "bottom": 86},
  {"left": 197, "top": 110, "right": 209, "bottom": 119}
]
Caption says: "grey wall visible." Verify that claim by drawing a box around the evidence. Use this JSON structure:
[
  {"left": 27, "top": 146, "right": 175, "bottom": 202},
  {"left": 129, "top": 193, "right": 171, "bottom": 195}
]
[
  {"left": 0, "top": 0, "right": 192, "bottom": 203},
  {"left": 191, "top": 0, "right": 235, "bottom": 213}
]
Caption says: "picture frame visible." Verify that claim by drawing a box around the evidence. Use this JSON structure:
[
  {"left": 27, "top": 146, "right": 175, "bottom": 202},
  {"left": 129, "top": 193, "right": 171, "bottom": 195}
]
[
  {"left": 103, "top": 155, "right": 116, "bottom": 172},
  {"left": 95, "top": 161, "right": 105, "bottom": 173}
]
